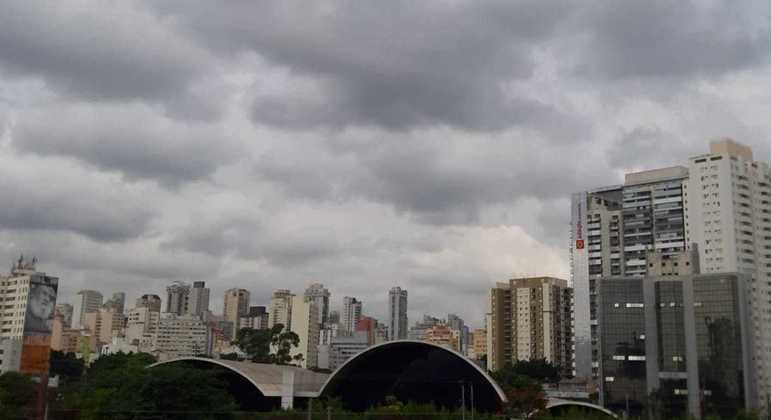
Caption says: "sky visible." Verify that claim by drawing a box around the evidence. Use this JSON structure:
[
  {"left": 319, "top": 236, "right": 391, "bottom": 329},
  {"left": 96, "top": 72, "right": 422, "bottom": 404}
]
[{"left": 2, "top": 1, "right": 771, "bottom": 327}]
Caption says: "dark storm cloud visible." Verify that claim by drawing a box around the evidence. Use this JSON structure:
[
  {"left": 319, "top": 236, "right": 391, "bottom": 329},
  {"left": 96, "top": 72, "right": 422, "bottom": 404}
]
[
  {"left": 0, "top": 157, "right": 154, "bottom": 241},
  {"left": 0, "top": 1, "right": 215, "bottom": 111},
  {"left": 570, "top": 1, "right": 770, "bottom": 80},
  {"left": 148, "top": 0, "right": 574, "bottom": 131},
  {"left": 11, "top": 104, "right": 241, "bottom": 186}
]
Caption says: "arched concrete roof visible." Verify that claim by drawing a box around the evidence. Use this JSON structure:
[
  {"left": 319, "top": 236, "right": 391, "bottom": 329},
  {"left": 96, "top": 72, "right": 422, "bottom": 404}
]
[
  {"left": 546, "top": 398, "right": 618, "bottom": 418},
  {"left": 319, "top": 340, "right": 506, "bottom": 410},
  {"left": 149, "top": 357, "right": 328, "bottom": 398}
]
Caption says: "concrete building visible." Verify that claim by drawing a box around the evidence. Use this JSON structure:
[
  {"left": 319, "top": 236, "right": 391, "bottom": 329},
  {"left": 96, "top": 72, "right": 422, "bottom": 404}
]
[
  {"left": 408, "top": 315, "right": 442, "bottom": 341},
  {"left": 83, "top": 306, "right": 124, "bottom": 346},
  {"left": 166, "top": 281, "right": 191, "bottom": 315},
  {"left": 55, "top": 303, "right": 73, "bottom": 328},
  {"left": 342, "top": 296, "right": 362, "bottom": 335},
  {"left": 126, "top": 305, "right": 160, "bottom": 344},
  {"left": 0, "top": 257, "right": 59, "bottom": 373},
  {"left": 72, "top": 290, "right": 103, "bottom": 329},
  {"left": 423, "top": 324, "right": 460, "bottom": 351},
  {"left": 472, "top": 328, "right": 487, "bottom": 361},
  {"left": 487, "top": 277, "right": 573, "bottom": 376},
  {"left": 571, "top": 139, "right": 771, "bottom": 412},
  {"left": 447, "top": 314, "right": 467, "bottom": 353},
  {"left": 104, "top": 292, "right": 126, "bottom": 314},
  {"left": 151, "top": 313, "right": 212, "bottom": 360},
  {"left": 388, "top": 287, "right": 408, "bottom": 341},
  {"left": 188, "top": 281, "right": 210, "bottom": 316},
  {"left": 328, "top": 331, "right": 370, "bottom": 370},
  {"left": 224, "top": 288, "right": 250, "bottom": 337},
  {"left": 51, "top": 313, "right": 80, "bottom": 354},
  {"left": 597, "top": 270, "right": 755, "bottom": 419},
  {"left": 304, "top": 283, "right": 330, "bottom": 327},
  {"left": 239, "top": 306, "right": 269, "bottom": 331},
  {"left": 289, "top": 295, "right": 320, "bottom": 369},
  {"left": 135, "top": 294, "right": 162, "bottom": 312},
  {"left": 269, "top": 289, "right": 294, "bottom": 329}
]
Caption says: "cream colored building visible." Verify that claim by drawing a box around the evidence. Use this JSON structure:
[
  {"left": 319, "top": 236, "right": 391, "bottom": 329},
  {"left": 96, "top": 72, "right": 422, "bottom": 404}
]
[
  {"left": 289, "top": 295, "right": 319, "bottom": 369},
  {"left": 487, "top": 277, "right": 573, "bottom": 375},
  {"left": 269, "top": 289, "right": 294, "bottom": 329},
  {"left": 224, "top": 288, "right": 250, "bottom": 337}
]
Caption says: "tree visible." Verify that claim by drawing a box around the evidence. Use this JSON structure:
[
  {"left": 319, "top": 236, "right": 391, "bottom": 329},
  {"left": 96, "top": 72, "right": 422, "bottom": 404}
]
[
  {"left": 509, "top": 359, "right": 560, "bottom": 383},
  {"left": 236, "top": 324, "right": 302, "bottom": 365},
  {"left": 0, "top": 372, "right": 38, "bottom": 419},
  {"left": 491, "top": 368, "right": 547, "bottom": 418},
  {"left": 49, "top": 350, "right": 85, "bottom": 384}
]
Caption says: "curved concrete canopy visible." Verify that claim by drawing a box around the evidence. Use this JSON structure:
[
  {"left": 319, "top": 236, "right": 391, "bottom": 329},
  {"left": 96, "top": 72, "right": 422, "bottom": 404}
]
[
  {"left": 149, "top": 357, "right": 328, "bottom": 398},
  {"left": 319, "top": 340, "right": 506, "bottom": 412},
  {"left": 546, "top": 398, "right": 618, "bottom": 418}
]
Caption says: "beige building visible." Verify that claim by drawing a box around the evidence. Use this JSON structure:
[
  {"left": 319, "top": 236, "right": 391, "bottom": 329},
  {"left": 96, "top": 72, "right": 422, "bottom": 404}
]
[
  {"left": 423, "top": 324, "right": 459, "bottom": 351},
  {"left": 224, "top": 288, "right": 250, "bottom": 337},
  {"left": 471, "top": 328, "right": 487, "bottom": 360},
  {"left": 51, "top": 313, "right": 80, "bottom": 354},
  {"left": 83, "top": 307, "right": 124, "bottom": 346},
  {"left": 487, "top": 277, "right": 573, "bottom": 375},
  {"left": 289, "top": 295, "right": 319, "bottom": 369},
  {"left": 269, "top": 289, "right": 294, "bottom": 329}
]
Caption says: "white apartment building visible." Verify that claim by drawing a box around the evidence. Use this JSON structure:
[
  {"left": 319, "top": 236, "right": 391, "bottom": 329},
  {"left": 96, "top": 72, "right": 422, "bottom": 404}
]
[
  {"left": 289, "top": 295, "right": 319, "bottom": 369},
  {"left": 0, "top": 257, "right": 59, "bottom": 373},
  {"left": 126, "top": 306, "right": 160, "bottom": 344},
  {"left": 342, "top": 296, "right": 362, "bottom": 334},
  {"left": 304, "top": 283, "right": 330, "bottom": 326},
  {"left": 684, "top": 139, "right": 771, "bottom": 409}
]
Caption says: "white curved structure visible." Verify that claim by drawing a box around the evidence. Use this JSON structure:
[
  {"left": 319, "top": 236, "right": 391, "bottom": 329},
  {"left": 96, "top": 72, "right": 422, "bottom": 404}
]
[{"left": 546, "top": 398, "right": 618, "bottom": 418}]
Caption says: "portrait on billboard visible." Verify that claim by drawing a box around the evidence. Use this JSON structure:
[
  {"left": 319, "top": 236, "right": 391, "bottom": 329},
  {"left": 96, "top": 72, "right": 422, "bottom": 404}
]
[{"left": 24, "top": 275, "right": 58, "bottom": 335}]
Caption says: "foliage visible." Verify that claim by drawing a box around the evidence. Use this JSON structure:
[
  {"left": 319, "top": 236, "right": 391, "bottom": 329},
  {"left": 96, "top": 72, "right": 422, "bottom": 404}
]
[
  {"left": 0, "top": 371, "right": 38, "bottom": 419},
  {"left": 507, "top": 359, "right": 560, "bottom": 383},
  {"left": 220, "top": 352, "right": 242, "bottom": 361},
  {"left": 491, "top": 368, "right": 547, "bottom": 418},
  {"left": 49, "top": 350, "right": 85, "bottom": 384},
  {"left": 56, "top": 351, "right": 238, "bottom": 420},
  {"left": 236, "top": 324, "right": 303, "bottom": 365}
]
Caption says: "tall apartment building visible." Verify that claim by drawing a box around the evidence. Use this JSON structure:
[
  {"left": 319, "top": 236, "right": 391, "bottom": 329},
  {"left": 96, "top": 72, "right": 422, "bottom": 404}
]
[
  {"left": 289, "top": 295, "right": 320, "bottom": 369},
  {"left": 424, "top": 324, "right": 460, "bottom": 351},
  {"left": 327, "top": 331, "right": 370, "bottom": 370},
  {"left": 104, "top": 292, "right": 126, "bottom": 314},
  {"left": 0, "top": 257, "right": 59, "bottom": 374},
  {"left": 135, "top": 294, "right": 162, "bottom": 312},
  {"left": 223, "top": 288, "right": 250, "bottom": 337},
  {"left": 126, "top": 305, "right": 160, "bottom": 344},
  {"left": 72, "top": 290, "right": 103, "bottom": 329},
  {"left": 269, "top": 289, "right": 294, "bottom": 329},
  {"left": 572, "top": 139, "right": 771, "bottom": 411},
  {"left": 188, "top": 281, "right": 210, "bottom": 316},
  {"left": 342, "top": 296, "right": 363, "bottom": 334},
  {"left": 472, "top": 328, "right": 487, "bottom": 361},
  {"left": 304, "top": 283, "right": 330, "bottom": 327},
  {"left": 83, "top": 307, "right": 124, "bottom": 346},
  {"left": 487, "top": 277, "right": 573, "bottom": 376},
  {"left": 166, "top": 281, "right": 191, "bottom": 315},
  {"left": 388, "top": 287, "right": 408, "bottom": 341}
]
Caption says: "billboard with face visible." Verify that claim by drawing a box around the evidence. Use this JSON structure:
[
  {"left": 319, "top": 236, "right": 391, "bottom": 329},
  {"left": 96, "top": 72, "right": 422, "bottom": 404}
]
[
  {"left": 20, "top": 275, "right": 58, "bottom": 375},
  {"left": 24, "top": 275, "right": 58, "bottom": 335}
]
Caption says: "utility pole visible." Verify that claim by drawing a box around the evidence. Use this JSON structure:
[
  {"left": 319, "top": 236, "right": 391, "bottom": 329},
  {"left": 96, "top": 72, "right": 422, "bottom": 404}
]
[
  {"left": 470, "top": 382, "right": 475, "bottom": 420},
  {"left": 460, "top": 381, "right": 466, "bottom": 420}
]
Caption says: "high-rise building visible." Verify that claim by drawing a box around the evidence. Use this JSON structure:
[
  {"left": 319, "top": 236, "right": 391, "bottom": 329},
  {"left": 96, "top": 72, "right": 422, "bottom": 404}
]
[
  {"left": 289, "top": 295, "right": 320, "bottom": 369},
  {"left": 55, "top": 303, "right": 73, "bottom": 328},
  {"left": 150, "top": 313, "right": 212, "bottom": 361},
  {"left": 135, "top": 294, "right": 162, "bottom": 312},
  {"left": 83, "top": 307, "right": 124, "bottom": 346},
  {"left": 487, "top": 277, "right": 573, "bottom": 376},
  {"left": 104, "top": 292, "right": 126, "bottom": 314},
  {"left": 0, "top": 256, "right": 59, "bottom": 374},
  {"left": 239, "top": 306, "right": 269, "bottom": 331},
  {"left": 342, "top": 296, "right": 363, "bottom": 334},
  {"left": 388, "top": 287, "right": 408, "bottom": 341},
  {"left": 327, "top": 331, "right": 369, "bottom": 370},
  {"left": 224, "top": 288, "right": 250, "bottom": 337},
  {"left": 571, "top": 139, "right": 771, "bottom": 412},
  {"left": 126, "top": 306, "right": 160, "bottom": 345},
  {"left": 408, "top": 315, "right": 442, "bottom": 341},
  {"left": 447, "top": 313, "right": 466, "bottom": 352},
  {"left": 188, "top": 281, "right": 210, "bottom": 316},
  {"left": 72, "top": 290, "right": 103, "bottom": 330},
  {"left": 304, "top": 283, "right": 331, "bottom": 327},
  {"left": 597, "top": 268, "right": 755, "bottom": 419},
  {"left": 472, "top": 328, "right": 487, "bottom": 361},
  {"left": 166, "top": 281, "right": 191, "bottom": 315},
  {"left": 424, "top": 324, "right": 460, "bottom": 351},
  {"left": 269, "top": 289, "right": 294, "bottom": 329},
  {"left": 571, "top": 166, "right": 688, "bottom": 380}
]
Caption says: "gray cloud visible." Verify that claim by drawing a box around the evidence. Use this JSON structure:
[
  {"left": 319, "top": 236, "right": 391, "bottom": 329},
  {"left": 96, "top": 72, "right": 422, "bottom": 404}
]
[
  {"left": 11, "top": 103, "right": 241, "bottom": 186},
  {"left": 0, "top": 154, "right": 155, "bottom": 241},
  {"left": 0, "top": 1, "right": 216, "bottom": 114}
]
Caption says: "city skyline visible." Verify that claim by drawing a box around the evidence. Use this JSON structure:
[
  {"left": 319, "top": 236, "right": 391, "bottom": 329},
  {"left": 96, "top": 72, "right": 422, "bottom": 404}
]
[{"left": 4, "top": 1, "right": 771, "bottom": 327}]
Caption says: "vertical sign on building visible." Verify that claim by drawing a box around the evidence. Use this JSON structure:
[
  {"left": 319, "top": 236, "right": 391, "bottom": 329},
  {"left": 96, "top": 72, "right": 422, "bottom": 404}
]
[
  {"left": 20, "top": 274, "right": 58, "bottom": 375},
  {"left": 570, "top": 192, "right": 592, "bottom": 379}
]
